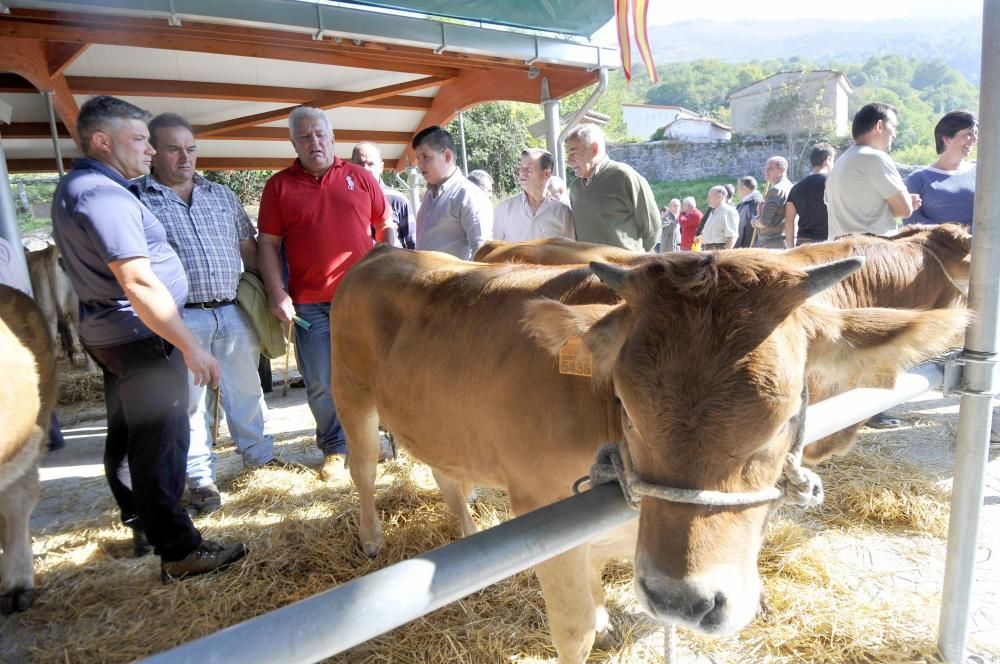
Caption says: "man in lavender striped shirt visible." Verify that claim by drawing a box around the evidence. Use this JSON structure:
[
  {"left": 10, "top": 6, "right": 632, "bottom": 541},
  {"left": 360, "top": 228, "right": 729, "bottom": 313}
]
[{"left": 136, "top": 113, "right": 277, "bottom": 515}]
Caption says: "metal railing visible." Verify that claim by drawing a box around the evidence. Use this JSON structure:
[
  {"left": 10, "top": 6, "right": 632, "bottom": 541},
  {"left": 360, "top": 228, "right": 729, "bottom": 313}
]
[{"left": 140, "top": 360, "right": 949, "bottom": 664}]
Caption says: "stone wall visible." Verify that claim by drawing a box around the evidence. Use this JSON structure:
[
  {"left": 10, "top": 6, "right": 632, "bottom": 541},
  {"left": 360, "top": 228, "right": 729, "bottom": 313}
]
[
  {"left": 608, "top": 137, "right": 789, "bottom": 182},
  {"left": 609, "top": 137, "right": 918, "bottom": 183}
]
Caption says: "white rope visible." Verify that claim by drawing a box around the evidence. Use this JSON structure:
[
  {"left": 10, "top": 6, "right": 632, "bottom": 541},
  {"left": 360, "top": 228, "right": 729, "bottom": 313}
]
[
  {"left": 924, "top": 247, "right": 969, "bottom": 299},
  {"left": 578, "top": 383, "right": 822, "bottom": 510},
  {"left": 663, "top": 624, "right": 677, "bottom": 663}
]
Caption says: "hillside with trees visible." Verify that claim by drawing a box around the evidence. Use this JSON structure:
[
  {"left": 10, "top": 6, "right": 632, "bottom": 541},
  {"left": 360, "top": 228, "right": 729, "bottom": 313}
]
[{"left": 453, "top": 52, "right": 978, "bottom": 196}]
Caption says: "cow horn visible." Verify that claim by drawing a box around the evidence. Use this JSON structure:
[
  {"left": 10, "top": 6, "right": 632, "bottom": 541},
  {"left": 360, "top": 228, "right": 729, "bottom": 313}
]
[
  {"left": 801, "top": 256, "right": 865, "bottom": 297},
  {"left": 590, "top": 262, "right": 627, "bottom": 292}
]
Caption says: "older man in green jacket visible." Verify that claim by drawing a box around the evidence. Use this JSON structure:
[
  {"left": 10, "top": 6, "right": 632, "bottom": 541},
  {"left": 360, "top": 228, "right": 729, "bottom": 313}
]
[{"left": 565, "top": 124, "right": 660, "bottom": 252}]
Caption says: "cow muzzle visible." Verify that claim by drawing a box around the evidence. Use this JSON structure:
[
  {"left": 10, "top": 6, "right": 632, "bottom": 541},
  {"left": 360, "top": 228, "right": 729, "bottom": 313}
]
[{"left": 633, "top": 550, "right": 761, "bottom": 634}]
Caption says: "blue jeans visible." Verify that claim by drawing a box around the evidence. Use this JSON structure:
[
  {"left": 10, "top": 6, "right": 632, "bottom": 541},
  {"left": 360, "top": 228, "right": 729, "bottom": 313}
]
[
  {"left": 183, "top": 304, "right": 273, "bottom": 488},
  {"left": 294, "top": 302, "right": 347, "bottom": 456}
]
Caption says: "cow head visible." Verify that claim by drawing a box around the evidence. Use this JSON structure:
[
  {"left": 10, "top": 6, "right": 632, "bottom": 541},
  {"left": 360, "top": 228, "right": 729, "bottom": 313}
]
[{"left": 523, "top": 252, "right": 966, "bottom": 635}]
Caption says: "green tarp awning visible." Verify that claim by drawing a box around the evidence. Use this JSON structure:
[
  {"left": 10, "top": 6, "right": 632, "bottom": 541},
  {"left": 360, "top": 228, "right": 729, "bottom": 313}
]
[{"left": 339, "top": 0, "right": 614, "bottom": 37}]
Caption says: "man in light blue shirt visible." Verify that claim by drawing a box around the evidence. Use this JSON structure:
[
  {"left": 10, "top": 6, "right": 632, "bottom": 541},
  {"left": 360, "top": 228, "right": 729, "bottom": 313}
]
[{"left": 412, "top": 126, "right": 492, "bottom": 259}]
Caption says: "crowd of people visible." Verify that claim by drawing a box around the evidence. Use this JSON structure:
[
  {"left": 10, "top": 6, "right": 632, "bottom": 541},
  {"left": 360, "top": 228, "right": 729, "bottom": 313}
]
[
  {"left": 658, "top": 102, "right": 976, "bottom": 257},
  {"left": 0, "top": 92, "right": 977, "bottom": 586}
]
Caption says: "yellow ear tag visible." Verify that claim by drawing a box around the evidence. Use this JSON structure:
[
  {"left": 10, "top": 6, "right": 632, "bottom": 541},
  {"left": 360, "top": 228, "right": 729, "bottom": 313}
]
[
  {"left": 559, "top": 336, "right": 593, "bottom": 377},
  {"left": 859, "top": 365, "right": 898, "bottom": 390}
]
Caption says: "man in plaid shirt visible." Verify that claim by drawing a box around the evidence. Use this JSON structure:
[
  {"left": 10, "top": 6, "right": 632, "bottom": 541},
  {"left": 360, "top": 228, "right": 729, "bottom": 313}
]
[{"left": 136, "top": 113, "right": 278, "bottom": 514}]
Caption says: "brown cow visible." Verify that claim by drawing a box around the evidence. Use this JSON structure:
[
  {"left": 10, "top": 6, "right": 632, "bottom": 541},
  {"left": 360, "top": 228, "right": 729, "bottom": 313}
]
[
  {"left": 25, "top": 241, "right": 87, "bottom": 367},
  {"left": 474, "top": 237, "right": 645, "bottom": 266},
  {"left": 476, "top": 226, "right": 972, "bottom": 463},
  {"left": 330, "top": 246, "right": 965, "bottom": 662},
  {"left": 0, "top": 285, "right": 56, "bottom": 614}
]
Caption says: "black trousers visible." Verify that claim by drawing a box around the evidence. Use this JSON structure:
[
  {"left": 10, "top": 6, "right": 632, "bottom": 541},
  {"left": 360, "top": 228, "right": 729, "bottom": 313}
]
[{"left": 88, "top": 337, "right": 202, "bottom": 562}]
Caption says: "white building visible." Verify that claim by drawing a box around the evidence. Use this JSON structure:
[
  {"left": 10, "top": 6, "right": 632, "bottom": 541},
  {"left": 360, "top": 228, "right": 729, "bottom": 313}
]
[
  {"left": 622, "top": 104, "right": 699, "bottom": 141},
  {"left": 658, "top": 117, "right": 731, "bottom": 142},
  {"left": 728, "top": 70, "right": 853, "bottom": 136}
]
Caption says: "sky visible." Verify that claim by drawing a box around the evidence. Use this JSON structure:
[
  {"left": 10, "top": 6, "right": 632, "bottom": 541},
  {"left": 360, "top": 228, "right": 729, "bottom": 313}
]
[
  {"left": 591, "top": 0, "right": 983, "bottom": 44},
  {"left": 643, "top": 0, "right": 982, "bottom": 24}
]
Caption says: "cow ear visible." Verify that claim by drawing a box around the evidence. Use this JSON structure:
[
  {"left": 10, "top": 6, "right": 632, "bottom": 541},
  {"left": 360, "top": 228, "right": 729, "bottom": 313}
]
[
  {"left": 805, "top": 305, "right": 968, "bottom": 385},
  {"left": 522, "top": 299, "right": 617, "bottom": 355},
  {"left": 800, "top": 257, "right": 864, "bottom": 298},
  {"left": 522, "top": 299, "right": 628, "bottom": 381}
]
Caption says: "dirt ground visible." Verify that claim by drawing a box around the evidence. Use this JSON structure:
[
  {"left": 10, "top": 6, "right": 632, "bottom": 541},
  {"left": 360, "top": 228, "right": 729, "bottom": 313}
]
[{"left": 1, "top": 381, "right": 998, "bottom": 663}]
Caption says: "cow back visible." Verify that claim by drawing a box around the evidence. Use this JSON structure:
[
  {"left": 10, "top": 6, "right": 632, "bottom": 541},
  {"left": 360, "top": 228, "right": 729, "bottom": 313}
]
[
  {"left": 0, "top": 285, "right": 57, "bottom": 441},
  {"left": 331, "top": 246, "right": 621, "bottom": 498}
]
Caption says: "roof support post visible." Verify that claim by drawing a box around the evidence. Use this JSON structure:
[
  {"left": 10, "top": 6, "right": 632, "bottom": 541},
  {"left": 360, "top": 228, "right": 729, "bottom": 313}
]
[
  {"left": 457, "top": 111, "right": 468, "bottom": 176},
  {"left": 937, "top": 1, "right": 1000, "bottom": 661},
  {"left": 42, "top": 91, "right": 65, "bottom": 177},
  {"left": 0, "top": 125, "right": 33, "bottom": 295},
  {"left": 556, "top": 65, "right": 608, "bottom": 161},
  {"left": 540, "top": 77, "right": 562, "bottom": 179}
]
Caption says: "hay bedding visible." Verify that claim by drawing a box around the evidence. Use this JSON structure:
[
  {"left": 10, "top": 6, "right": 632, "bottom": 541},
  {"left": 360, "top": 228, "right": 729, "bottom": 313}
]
[{"left": 8, "top": 427, "right": 999, "bottom": 663}]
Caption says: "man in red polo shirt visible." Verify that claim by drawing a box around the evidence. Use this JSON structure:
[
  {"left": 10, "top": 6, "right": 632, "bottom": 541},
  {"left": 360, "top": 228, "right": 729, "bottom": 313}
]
[{"left": 258, "top": 106, "right": 393, "bottom": 481}]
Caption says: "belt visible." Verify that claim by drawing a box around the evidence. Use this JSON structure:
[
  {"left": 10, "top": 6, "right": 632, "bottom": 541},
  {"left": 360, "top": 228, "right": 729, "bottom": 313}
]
[{"left": 184, "top": 300, "right": 235, "bottom": 310}]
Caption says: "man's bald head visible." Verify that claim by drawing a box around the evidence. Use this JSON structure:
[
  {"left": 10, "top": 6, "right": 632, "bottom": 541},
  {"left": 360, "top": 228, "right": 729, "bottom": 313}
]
[{"left": 352, "top": 141, "right": 384, "bottom": 178}]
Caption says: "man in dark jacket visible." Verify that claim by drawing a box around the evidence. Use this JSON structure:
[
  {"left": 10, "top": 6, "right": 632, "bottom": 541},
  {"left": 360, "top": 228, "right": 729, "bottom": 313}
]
[{"left": 735, "top": 176, "right": 762, "bottom": 248}]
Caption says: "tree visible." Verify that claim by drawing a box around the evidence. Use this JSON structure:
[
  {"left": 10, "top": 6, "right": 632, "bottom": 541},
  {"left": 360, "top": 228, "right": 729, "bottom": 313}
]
[
  {"left": 202, "top": 170, "right": 273, "bottom": 207},
  {"left": 445, "top": 101, "right": 539, "bottom": 197},
  {"left": 757, "top": 73, "right": 836, "bottom": 176}
]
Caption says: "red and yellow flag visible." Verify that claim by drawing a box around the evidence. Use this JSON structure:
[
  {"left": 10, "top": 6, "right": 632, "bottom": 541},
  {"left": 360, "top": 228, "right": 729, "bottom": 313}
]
[{"left": 614, "top": 0, "right": 659, "bottom": 83}]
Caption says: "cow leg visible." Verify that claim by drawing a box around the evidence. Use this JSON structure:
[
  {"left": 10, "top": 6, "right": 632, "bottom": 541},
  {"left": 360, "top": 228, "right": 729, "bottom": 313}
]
[
  {"left": 803, "top": 422, "right": 864, "bottom": 464},
  {"left": 0, "top": 465, "right": 40, "bottom": 615},
  {"left": 342, "top": 407, "right": 384, "bottom": 557},
  {"left": 533, "top": 546, "right": 598, "bottom": 664},
  {"left": 430, "top": 469, "right": 478, "bottom": 538},
  {"left": 588, "top": 520, "right": 638, "bottom": 650}
]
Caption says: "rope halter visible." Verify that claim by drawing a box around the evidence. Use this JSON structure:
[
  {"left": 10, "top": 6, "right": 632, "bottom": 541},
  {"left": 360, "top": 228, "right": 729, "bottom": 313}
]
[
  {"left": 574, "top": 382, "right": 823, "bottom": 510},
  {"left": 923, "top": 247, "right": 969, "bottom": 300}
]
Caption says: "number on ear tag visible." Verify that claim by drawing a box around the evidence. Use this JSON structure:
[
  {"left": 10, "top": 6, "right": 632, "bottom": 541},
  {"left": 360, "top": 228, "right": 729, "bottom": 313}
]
[
  {"left": 859, "top": 366, "right": 897, "bottom": 390},
  {"left": 559, "top": 336, "right": 593, "bottom": 377}
]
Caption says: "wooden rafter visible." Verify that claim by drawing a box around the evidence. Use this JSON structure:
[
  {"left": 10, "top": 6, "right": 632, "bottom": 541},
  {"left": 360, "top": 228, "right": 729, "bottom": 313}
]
[
  {"left": 7, "top": 157, "right": 399, "bottom": 173},
  {"left": 398, "top": 68, "right": 597, "bottom": 170},
  {"left": 197, "top": 76, "right": 449, "bottom": 137},
  {"left": 6, "top": 123, "right": 411, "bottom": 145},
  {"left": 0, "top": 11, "right": 463, "bottom": 78},
  {"left": 44, "top": 42, "right": 89, "bottom": 76},
  {"left": 1, "top": 9, "right": 595, "bottom": 77},
  {"left": 67, "top": 77, "right": 435, "bottom": 110},
  {"left": 0, "top": 74, "right": 435, "bottom": 110},
  {"left": 0, "top": 36, "right": 81, "bottom": 147}
]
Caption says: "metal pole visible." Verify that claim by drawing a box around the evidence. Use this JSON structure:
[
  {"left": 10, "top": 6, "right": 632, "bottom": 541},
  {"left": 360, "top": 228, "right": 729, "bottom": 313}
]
[
  {"left": 43, "top": 91, "right": 65, "bottom": 177},
  {"left": 557, "top": 66, "right": 609, "bottom": 149},
  {"left": 138, "top": 360, "right": 951, "bottom": 664},
  {"left": 140, "top": 483, "right": 638, "bottom": 664},
  {"left": 0, "top": 127, "right": 33, "bottom": 295},
  {"left": 404, "top": 165, "right": 422, "bottom": 216},
  {"left": 803, "top": 362, "right": 943, "bottom": 443},
  {"left": 541, "top": 77, "right": 562, "bottom": 180},
  {"left": 938, "top": 1, "right": 1000, "bottom": 660},
  {"left": 457, "top": 111, "right": 468, "bottom": 176}
]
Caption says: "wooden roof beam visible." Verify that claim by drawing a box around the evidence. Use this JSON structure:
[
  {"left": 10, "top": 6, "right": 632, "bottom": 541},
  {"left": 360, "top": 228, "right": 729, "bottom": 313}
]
[
  {"left": 6, "top": 157, "right": 398, "bottom": 173},
  {"left": 398, "top": 68, "right": 598, "bottom": 170},
  {"left": 197, "top": 76, "right": 449, "bottom": 137},
  {"left": 0, "top": 13, "right": 463, "bottom": 78},
  {"left": 45, "top": 42, "right": 89, "bottom": 77},
  {"left": 62, "top": 76, "right": 435, "bottom": 109},
  {"left": 6, "top": 123, "right": 412, "bottom": 145},
  {"left": 0, "top": 36, "right": 80, "bottom": 146}
]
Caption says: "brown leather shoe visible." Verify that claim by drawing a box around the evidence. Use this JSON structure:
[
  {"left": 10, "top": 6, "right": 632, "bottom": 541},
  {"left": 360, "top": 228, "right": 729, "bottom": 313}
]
[
  {"left": 189, "top": 483, "right": 222, "bottom": 515},
  {"left": 319, "top": 453, "right": 347, "bottom": 482},
  {"left": 160, "top": 540, "right": 248, "bottom": 583}
]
